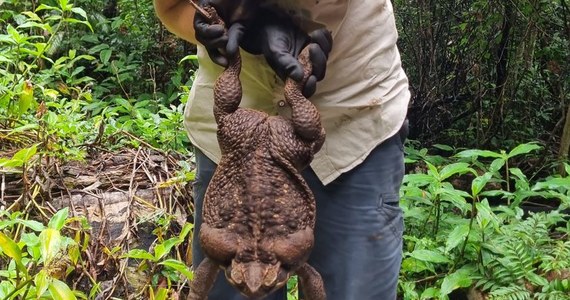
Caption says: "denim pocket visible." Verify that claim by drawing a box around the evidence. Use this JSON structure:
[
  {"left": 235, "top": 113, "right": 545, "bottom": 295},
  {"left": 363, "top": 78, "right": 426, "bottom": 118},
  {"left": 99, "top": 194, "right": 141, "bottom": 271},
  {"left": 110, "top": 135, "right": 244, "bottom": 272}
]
[{"left": 377, "top": 193, "right": 404, "bottom": 239}]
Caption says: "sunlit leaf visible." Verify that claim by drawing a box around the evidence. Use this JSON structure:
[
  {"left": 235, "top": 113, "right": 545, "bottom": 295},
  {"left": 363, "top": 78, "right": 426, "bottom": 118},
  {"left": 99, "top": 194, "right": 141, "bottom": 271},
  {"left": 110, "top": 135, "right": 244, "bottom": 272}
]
[
  {"left": 48, "top": 279, "right": 76, "bottom": 300},
  {"left": 18, "top": 80, "right": 36, "bottom": 114},
  {"left": 48, "top": 207, "right": 69, "bottom": 230},
  {"left": 154, "top": 288, "right": 169, "bottom": 300},
  {"left": 159, "top": 259, "right": 194, "bottom": 280},
  {"left": 35, "top": 269, "right": 51, "bottom": 298},
  {"left": 122, "top": 249, "right": 154, "bottom": 261},
  {"left": 0, "top": 232, "right": 22, "bottom": 263},
  {"left": 12, "top": 144, "right": 38, "bottom": 164},
  {"left": 40, "top": 228, "right": 62, "bottom": 263},
  {"left": 179, "top": 54, "right": 198, "bottom": 64}
]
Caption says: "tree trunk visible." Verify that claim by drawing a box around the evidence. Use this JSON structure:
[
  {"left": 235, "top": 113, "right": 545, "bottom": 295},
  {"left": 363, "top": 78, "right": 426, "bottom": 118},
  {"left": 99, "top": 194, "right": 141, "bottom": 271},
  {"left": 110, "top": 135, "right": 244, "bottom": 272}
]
[{"left": 559, "top": 104, "right": 570, "bottom": 175}]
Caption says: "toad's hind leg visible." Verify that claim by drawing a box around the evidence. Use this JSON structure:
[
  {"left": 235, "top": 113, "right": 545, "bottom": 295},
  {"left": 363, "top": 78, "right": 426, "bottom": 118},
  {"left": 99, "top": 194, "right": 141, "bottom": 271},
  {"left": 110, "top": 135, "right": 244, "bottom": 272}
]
[
  {"left": 187, "top": 257, "right": 220, "bottom": 300},
  {"left": 213, "top": 52, "right": 242, "bottom": 123},
  {"left": 284, "top": 47, "right": 325, "bottom": 151},
  {"left": 297, "top": 263, "right": 326, "bottom": 300}
]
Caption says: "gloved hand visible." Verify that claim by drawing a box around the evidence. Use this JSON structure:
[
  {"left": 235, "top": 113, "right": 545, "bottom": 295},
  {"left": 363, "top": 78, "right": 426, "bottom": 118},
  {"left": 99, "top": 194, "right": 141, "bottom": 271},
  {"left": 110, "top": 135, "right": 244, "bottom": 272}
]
[
  {"left": 233, "top": 7, "right": 333, "bottom": 98},
  {"left": 193, "top": 0, "right": 258, "bottom": 67}
]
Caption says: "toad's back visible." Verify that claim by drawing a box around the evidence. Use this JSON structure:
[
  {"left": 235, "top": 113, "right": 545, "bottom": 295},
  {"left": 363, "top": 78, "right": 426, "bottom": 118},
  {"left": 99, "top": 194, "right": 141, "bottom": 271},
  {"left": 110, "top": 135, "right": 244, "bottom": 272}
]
[{"left": 202, "top": 107, "right": 316, "bottom": 237}]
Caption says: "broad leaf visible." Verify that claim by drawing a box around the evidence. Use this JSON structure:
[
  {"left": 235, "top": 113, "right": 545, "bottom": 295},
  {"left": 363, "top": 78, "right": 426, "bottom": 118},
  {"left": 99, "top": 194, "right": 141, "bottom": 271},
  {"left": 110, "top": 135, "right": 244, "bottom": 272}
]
[
  {"left": 48, "top": 208, "right": 69, "bottom": 230},
  {"left": 440, "top": 268, "right": 473, "bottom": 296},
  {"left": 49, "top": 279, "right": 76, "bottom": 300},
  {"left": 160, "top": 259, "right": 194, "bottom": 280},
  {"left": 100, "top": 49, "right": 112, "bottom": 64},
  {"left": 455, "top": 149, "right": 503, "bottom": 159},
  {"left": 445, "top": 223, "right": 470, "bottom": 252},
  {"left": 489, "top": 158, "right": 505, "bottom": 173},
  {"left": 35, "top": 270, "right": 51, "bottom": 298},
  {"left": 0, "top": 232, "right": 24, "bottom": 269},
  {"left": 12, "top": 144, "right": 38, "bottom": 165},
  {"left": 472, "top": 172, "right": 493, "bottom": 197},
  {"left": 409, "top": 249, "right": 451, "bottom": 264},
  {"left": 123, "top": 249, "right": 154, "bottom": 261},
  {"left": 507, "top": 143, "right": 541, "bottom": 158},
  {"left": 439, "top": 162, "right": 473, "bottom": 181},
  {"left": 40, "top": 228, "right": 62, "bottom": 264}
]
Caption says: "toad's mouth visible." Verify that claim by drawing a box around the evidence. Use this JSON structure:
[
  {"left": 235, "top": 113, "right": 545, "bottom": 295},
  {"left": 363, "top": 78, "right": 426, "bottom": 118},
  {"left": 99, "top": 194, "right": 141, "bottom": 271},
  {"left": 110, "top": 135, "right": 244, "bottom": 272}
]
[{"left": 225, "top": 260, "right": 291, "bottom": 299}]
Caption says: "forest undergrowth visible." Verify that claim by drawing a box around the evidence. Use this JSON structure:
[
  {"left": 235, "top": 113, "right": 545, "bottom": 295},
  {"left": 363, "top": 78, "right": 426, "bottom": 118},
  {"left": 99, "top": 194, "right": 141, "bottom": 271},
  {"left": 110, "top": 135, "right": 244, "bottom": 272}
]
[{"left": 1, "top": 0, "right": 569, "bottom": 299}]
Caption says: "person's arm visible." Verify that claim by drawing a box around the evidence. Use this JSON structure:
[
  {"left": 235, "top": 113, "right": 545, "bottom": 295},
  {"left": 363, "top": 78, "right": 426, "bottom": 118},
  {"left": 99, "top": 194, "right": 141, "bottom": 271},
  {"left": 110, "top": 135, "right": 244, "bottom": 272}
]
[{"left": 153, "top": 0, "right": 198, "bottom": 44}]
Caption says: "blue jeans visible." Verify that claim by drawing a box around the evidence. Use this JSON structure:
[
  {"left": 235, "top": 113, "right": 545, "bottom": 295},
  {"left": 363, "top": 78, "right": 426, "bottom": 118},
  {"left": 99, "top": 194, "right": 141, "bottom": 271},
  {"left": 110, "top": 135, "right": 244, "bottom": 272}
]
[{"left": 191, "top": 129, "right": 405, "bottom": 300}]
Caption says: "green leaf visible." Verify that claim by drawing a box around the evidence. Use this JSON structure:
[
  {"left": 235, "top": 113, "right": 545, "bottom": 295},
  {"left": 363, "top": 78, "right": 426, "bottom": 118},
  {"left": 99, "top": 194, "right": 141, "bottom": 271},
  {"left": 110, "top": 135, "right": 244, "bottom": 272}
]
[
  {"left": 155, "top": 237, "right": 183, "bottom": 260},
  {"left": 433, "top": 144, "right": 454, "bottom": 151},
  {"left": 35, "top": 270, "right": 51, "bottom": 298},
  {"left": 0, "top": 232, "right": 23, "bottom": 266},
  {"left": 179, "top": 54, "right": 198, "bottom": 64},
  {"left": 48, "top": 279, "right": 76, "bottom": 300},
  {"left": 445, "top": 223, "right": 470, "bottom": 252},
  {"left": 40, "top": 228, "right": 62, "bottom": 263},
  {"left": 532, "top": 177, "right": 570, "bottom": 191},
  {"left": 455, "top": 149, "right": 503, "bottom": 159},
  {"left": 420, "top": 287, "right": 439, "bottom": 299},
  {"left": 439, "top": 162, "right": 473, "bottom": 181},
  {"left": 471, "top": 172, "right": 493, "bottom": 197},
  {"left": 489, "top": 158, "right": 505, "bottom": 173},
  {"left": 71, "top": 7, "right": 88, "bottom": 20},
  {"left": 507, "top": 143, "right": 541, "bottom": 158},
  {"left": 48, "top": 208, "right": 69, "bottom": 230},
  {"left": 12, "top": 144, "right": 38, "bottom": 164},
  {"left": 425, "top": 161, "right": 439, "bottom": 177},
  {"left": 36, "top": 4, "right": 60, "bottom": 12},
  {"left": 179, "top": 223, "right": 194, "bottom": 240},
  {"left": 18, "top": 219, "right": 45, "bottom": 231},
  {"left": 159, "top": 259, "right": 194, "bottom": 280},
  {"left": 476, "top": 199, "right": 500, "bottom": 231},
  {"left": 439, "top": 268, "right": 473, "bottom": 296},
  {"left": 123, "top": 249, "right": 155, "bottom": 261},
  {"left": 58, "top": 0, "right": 70, "bottom": 11},
  {"left": 403, "top": 173, "right": 436, "bottom": 186},
  {"left": 409, "top": 249, "right": 451, "bottom": 264},
  {"left": 100, "top": 49, "right": 112, "bottom": 64},
  {"left": 154, "top": 288, "right": 169, "bottom": 300}
]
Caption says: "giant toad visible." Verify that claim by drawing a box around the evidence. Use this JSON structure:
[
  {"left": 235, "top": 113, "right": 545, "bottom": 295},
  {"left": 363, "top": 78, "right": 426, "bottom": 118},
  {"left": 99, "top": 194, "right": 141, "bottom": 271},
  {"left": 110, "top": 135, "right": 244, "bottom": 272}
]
[{"left": 187, "top": 5, "right": 326, "bottom": 300}]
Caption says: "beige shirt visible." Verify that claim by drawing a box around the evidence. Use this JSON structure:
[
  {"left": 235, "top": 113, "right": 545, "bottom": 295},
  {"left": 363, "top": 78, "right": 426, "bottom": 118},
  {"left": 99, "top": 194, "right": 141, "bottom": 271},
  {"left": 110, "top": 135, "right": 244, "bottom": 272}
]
[{"left": 184, "top": 0, "right": 410, "bottom": 185}]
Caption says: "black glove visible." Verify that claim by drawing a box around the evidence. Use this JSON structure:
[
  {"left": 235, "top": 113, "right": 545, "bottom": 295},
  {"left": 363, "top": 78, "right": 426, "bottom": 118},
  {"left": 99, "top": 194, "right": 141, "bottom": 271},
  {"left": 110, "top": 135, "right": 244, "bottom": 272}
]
[
  {"left": 236, "top": 8, "right": 333, "bottom": 98},
  {"left": 193, "top": 0, "right": 258, "bottom": 67}
]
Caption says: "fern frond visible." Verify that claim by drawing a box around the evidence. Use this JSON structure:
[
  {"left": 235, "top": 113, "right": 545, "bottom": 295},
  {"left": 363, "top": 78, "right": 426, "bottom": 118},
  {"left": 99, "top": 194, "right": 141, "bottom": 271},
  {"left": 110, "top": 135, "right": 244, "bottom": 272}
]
[{"left": 488, "top": 285, "right": 531, "bottom": 300}]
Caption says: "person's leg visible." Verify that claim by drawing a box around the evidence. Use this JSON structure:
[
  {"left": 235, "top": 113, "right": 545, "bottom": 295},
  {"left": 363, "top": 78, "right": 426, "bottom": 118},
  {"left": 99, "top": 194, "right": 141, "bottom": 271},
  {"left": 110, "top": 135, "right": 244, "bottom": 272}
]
[
  {"left": 302, "top": 131, "right": 406, "bottom": 300},
  {"left": 191, "top": 149, "right": 287, "bottom": 300}
]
